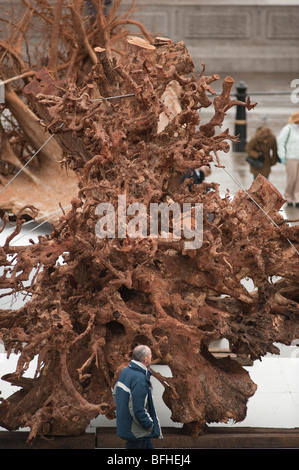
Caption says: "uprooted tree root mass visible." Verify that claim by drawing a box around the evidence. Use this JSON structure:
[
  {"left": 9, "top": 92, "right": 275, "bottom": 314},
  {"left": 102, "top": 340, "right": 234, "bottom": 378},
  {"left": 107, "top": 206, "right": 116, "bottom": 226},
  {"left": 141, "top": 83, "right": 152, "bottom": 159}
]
[{"left": 0, "top": 37, "right": 299, "bottom": 443}]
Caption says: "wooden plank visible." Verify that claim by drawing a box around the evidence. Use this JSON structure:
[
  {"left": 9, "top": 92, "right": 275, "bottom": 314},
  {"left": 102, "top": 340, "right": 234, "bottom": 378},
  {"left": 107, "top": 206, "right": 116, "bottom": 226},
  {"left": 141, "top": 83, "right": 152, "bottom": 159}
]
[
  {"left": 96, "top": 427, "right": 299, "bottom": 449},
  {"left": 0, "top": 431, "right": 95, "bottom": 449},
  {"left": 209, "top": 348, "right": 253, "bottom": 366},
  {"left": 1, "top": 427, "right": 298, "bottom": 449}
]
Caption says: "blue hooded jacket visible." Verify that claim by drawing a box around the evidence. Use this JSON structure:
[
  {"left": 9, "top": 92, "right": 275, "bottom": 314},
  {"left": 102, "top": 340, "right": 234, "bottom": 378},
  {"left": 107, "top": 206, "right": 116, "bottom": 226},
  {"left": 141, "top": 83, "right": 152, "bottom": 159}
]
[{"left": 113, "top": 360, "right": 162, "bottom": 440}]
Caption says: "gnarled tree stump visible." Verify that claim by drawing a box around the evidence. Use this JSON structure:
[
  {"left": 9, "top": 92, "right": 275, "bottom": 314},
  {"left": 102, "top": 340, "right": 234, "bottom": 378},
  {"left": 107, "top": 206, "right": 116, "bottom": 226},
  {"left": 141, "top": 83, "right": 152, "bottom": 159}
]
[{"left": 0, "top": 37, "right": 298, "bottom": 442}]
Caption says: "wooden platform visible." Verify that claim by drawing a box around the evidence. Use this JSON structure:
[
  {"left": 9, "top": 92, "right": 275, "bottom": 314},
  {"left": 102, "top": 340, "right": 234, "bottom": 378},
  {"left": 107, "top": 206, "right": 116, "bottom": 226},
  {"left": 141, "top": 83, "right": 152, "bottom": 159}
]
[
  {"left": 1, "top": 427, "right": 298, "bottom": 449},
  {"left": 0, "top": 430, "right": 95, "bottom": 449},
  {"left": 96, "top": 427, "right": 299, "bottom": 449}
]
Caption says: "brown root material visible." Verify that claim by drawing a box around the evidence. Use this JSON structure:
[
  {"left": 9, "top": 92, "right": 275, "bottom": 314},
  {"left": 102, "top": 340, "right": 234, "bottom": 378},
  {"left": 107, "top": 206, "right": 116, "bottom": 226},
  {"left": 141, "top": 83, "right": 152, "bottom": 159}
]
[
  {"left": 0, "top": 0, "right": 151, "bottom": 221},
  {"left": 0, "top": 37, "right": 299, "bottom": 443}
]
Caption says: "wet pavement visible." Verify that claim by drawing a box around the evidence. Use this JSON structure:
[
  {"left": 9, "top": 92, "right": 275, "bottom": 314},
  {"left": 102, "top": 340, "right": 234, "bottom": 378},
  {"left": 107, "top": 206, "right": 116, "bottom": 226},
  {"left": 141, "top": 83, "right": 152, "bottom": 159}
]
[{"left": 202, "top": 72, "right": 299, "bottom": 225}]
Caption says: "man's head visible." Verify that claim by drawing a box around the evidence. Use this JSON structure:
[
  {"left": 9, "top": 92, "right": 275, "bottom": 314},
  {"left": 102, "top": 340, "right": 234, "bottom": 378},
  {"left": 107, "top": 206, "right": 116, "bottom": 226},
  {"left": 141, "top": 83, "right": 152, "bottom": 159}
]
[{"left": 132, "top": 345, "right": 152, "bottom": 367}]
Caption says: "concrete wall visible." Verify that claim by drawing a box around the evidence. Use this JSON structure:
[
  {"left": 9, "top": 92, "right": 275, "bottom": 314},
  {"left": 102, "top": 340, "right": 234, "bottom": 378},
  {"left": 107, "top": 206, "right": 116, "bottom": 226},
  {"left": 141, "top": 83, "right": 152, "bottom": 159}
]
[{"left": 120, "top": 0, "right": 299, "bottom": 74}]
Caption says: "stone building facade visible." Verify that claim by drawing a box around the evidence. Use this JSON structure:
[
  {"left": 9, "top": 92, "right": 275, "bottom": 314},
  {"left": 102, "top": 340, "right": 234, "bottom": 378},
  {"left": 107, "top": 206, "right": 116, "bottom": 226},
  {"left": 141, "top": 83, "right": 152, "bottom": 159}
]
[
  {"left": 120, "top": 0, "right": 299, "bottom": 74},
  {"left": 0, "top": 0, "right": 298, "bottom": 74}
]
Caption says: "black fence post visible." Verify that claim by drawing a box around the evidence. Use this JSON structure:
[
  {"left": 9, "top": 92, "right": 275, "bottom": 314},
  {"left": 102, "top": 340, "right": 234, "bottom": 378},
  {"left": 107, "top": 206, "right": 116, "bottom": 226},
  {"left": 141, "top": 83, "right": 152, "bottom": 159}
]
[{"left": 233, "top": 81, "right": 247, "bottom": 152}]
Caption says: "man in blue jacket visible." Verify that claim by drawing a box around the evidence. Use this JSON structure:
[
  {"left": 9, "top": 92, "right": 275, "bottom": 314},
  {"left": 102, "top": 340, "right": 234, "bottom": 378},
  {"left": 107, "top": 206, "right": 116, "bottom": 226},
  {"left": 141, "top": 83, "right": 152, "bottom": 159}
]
[{"left": 113, "top": 345, "right": 162, "bottom": 449}]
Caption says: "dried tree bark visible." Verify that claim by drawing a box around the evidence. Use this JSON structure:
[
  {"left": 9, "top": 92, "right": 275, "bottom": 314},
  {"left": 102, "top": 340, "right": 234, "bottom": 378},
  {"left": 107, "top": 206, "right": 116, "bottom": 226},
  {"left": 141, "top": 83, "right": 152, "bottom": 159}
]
[
  {"left": 0, "top": 0, "right": 150, "bottom": 220},
  {"left": 0, "top": 35, "right": 298, "bottom": 443}
]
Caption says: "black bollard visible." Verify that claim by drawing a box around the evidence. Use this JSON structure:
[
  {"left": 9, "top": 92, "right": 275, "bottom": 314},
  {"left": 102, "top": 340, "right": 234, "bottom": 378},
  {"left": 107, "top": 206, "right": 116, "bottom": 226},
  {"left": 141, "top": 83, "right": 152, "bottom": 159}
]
[{"left": 233, "top": 81, "right": 247, "bottom": 152}]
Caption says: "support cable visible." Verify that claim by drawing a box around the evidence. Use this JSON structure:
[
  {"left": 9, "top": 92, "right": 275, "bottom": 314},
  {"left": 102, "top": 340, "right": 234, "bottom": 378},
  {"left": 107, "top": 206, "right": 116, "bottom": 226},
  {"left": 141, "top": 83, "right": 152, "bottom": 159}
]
[
  {"left": 10, "top": 204, "right": 72, "bottom": 245},
  {"left": 212, "top": 159, "right": 299, "bottom": 256},
  {"left": 0, "top": 93, "right": 297, "bottom": 255},
  {"left": 0, "top": 123, "right": 64, "bottom": 196}
]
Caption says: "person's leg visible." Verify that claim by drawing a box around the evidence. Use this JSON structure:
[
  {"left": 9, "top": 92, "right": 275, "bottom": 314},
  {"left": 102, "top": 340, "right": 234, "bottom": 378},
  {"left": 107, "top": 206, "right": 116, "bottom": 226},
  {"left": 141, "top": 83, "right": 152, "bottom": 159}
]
[
  {"left": 126, "top": 439, "right": 140, "bottom": 449},
  {"left": 145, "top": 438, "right": 155, "bottom": 449},
  {"left": 125, "top": 439, "right": 150, "bottom": 449},
  {"left": 292, "top": 161, "right": 299, "bottom": 205},
  {"left": 285, "top": 159, "right": 297, "bottom": 203}
]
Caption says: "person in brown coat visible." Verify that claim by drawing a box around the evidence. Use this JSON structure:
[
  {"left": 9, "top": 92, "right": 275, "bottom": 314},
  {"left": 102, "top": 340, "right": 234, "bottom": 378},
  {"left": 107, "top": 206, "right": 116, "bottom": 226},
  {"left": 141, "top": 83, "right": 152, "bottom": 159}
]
[{"left": 245, "top": 126, "right": 278, "bottom": 179}]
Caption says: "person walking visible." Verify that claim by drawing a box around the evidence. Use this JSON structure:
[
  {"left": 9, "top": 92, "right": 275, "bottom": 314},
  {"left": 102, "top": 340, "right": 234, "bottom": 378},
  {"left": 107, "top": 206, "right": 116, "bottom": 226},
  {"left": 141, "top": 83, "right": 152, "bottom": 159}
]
[
  {"left": 277, "top": 111, "right": 299, "bottom": 207},
  {"left": 113, "top": 345, "right": 162, "bottom": 449},
  {"left": 181, "top": 165, "right": 211, "bottom": 191},
  {"left": 245, "top": 126, "right": 278, "bottom": 180}
]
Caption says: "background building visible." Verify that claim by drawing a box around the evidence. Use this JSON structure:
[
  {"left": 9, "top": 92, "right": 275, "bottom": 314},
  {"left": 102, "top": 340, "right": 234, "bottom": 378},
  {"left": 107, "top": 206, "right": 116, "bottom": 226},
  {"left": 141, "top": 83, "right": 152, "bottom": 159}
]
[{"left": 120, "top": 0, "right": 299, "bottom": 74}]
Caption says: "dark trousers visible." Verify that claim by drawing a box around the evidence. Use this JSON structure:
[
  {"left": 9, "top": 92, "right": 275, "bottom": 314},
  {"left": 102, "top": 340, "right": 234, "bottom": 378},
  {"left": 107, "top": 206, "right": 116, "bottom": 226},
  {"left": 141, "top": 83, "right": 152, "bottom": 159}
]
[{"left": 125, "top": 438, "right": 155, "bottom": 449}]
